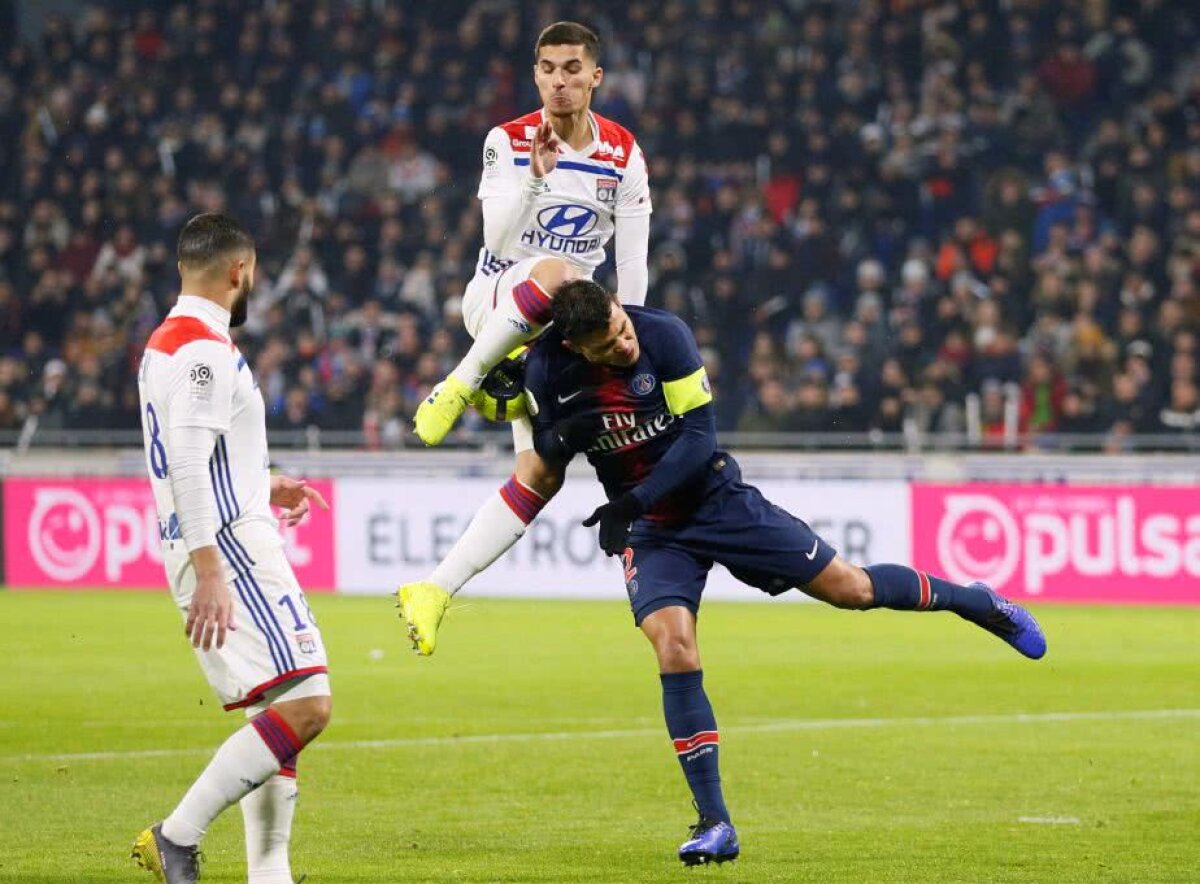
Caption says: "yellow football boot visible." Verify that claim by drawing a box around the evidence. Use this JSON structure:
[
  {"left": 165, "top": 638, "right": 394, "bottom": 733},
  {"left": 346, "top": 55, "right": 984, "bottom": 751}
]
[
  {"left": 132, "top": 824, "right": 201, "bottom": 882},
  {"left": 396, "top": 581, "right": 451, "bottom": 656},
  {"left": 413, "top": 375, "right": 473, "bottom": 446}
]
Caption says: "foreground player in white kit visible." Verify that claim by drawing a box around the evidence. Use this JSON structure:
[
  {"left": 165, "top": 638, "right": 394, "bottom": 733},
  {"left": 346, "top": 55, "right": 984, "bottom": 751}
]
[
  {"left": 400, "top": 22, "right": 652, "bottom": 654},
  {"left": 132, "top": 214, "right": 332, "bottom": 884}
]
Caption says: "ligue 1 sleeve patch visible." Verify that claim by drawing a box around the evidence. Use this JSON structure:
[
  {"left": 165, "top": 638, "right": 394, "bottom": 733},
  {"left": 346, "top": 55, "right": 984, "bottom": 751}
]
[{"left": 188, "top": 362, "right": 215, "bottom": 402}]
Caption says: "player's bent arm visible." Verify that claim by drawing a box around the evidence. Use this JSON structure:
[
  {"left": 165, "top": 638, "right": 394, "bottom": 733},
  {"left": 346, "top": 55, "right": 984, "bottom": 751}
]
[
  {"left": 629, "top": 402, "right": 717, "bottom": 511},
  {"left": 479, "top": 127, "right": 545, "bottom": 258},
  {"left": 614, "top": 213, "right": 650, "bottom": 306},
  {"left": 482, "top": 189, "right": 546, "bottom": 258}
]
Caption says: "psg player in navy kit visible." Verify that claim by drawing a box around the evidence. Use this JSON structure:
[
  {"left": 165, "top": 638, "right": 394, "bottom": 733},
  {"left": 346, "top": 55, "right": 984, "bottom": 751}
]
[{"left": 523, "top": 279, "right": 1047, "bottom": 866}]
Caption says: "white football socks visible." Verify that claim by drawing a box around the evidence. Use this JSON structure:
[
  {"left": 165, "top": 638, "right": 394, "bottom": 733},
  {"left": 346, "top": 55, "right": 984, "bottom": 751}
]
[
  {"left": 451, "top": 279, "right": 553, "bottom": 388},
  {"left": 161, "top": 720, "right": 287, "bottom": 847},
  {"left": 429, "top": 477, "right": 546, "bottom": 594},
  {"left": 241, "top": 772, "right": 298, "bottom": 883}
]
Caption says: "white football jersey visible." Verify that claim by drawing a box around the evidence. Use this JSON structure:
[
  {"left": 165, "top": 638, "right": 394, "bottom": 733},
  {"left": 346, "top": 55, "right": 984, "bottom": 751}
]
[
  {"left": 138, "top": 295, "right": 275, "bottom": 546},
  {"left": 474, "top": 108, "right": 651, "bottom": 281}
]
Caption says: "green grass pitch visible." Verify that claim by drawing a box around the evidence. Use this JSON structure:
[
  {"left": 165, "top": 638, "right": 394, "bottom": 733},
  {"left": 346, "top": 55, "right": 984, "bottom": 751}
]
[{"left": 0, "top": 591, "right": 1196, "bottom": 883}]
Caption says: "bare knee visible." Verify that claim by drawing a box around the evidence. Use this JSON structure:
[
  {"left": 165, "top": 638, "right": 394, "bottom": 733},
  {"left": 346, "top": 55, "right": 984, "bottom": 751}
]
[
  {"left": 805, "top": 558, "right": 874, "bottom": 610},
  {"left": 528, "top": 258, "right": 575, "bottom": 295},
  {"left": 515, "top": 450, "right": 564, "bottom": 500},
  {"left": 640, "top": 608, "right": 701, "bottom": 673},
  {"left": 652, "top": 634, "right": 701, "bottom": 672},
  {"left": 272, "top": 694, "right": 332, "bottom": 745}
]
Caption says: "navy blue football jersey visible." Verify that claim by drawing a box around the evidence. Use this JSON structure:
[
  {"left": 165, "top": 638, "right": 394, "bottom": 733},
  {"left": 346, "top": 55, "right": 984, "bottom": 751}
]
[{"left": 525, "top": 306, "right": 728, "bottom": 523}]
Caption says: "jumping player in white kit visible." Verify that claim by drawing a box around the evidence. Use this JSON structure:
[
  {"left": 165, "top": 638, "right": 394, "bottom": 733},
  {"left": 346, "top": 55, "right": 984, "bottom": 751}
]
[
  {"left": 400, "top": 21, "right": 653, "bottom": 655},
  {"left": 132, "top": 213, "right": 332, "bottom": 884}
]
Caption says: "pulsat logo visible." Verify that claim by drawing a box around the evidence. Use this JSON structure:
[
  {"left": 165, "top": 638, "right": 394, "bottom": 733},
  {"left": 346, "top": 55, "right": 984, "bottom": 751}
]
[
  {"left": 934, "top": 494, "right": 1021, "bottom": 589},
  {"left": 28, "top": 488, "right": 102, "bottom": 581},
  {"left": 537, "top": 204, "right": 598, "bottom": 239},
  {"left": 917, "top": 485, "right": 1200, "bottom": 599}
]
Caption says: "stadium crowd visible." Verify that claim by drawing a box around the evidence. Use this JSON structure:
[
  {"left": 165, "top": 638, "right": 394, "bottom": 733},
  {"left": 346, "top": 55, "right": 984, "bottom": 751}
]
[{"left": 0, "top": 0, "right": 1198, "bottom": 449}]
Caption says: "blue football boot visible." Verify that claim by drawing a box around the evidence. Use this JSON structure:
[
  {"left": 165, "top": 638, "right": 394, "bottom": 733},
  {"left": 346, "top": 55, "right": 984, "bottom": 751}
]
[
  {"left": 972, "top": 583, "right": 1047, "bottom": 660},
  {"left": 679, "top": 814, "right": 739, "bottom": 866}
]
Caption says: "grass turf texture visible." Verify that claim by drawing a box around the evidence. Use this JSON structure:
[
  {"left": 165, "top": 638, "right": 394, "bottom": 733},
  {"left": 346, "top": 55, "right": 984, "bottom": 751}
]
[{"left": 0, "top": 592, "right": 1196, "bottom": 883}]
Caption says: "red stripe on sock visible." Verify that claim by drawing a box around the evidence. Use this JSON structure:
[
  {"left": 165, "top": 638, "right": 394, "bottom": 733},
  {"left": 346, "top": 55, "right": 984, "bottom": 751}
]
[
  {"left": 498, "top": 476, "right": 546, "bottom": 525},
  {"left": 673, "top": 731, "right": 719, "bottom": 754},
  {"left": 251, "top": 708, "right": 304, "bottom": 765},
  {"left": 512, "top": 279, "right": 553, "bottom": 325},
  {"left": 265, "top": 708, "right": 302, "bottom": 753},
  {"left": 917, "top": 571, "right": 932, "bottom": 610},
  {"left": 278, "top": 758, "right": 298, "bottom": 778}
]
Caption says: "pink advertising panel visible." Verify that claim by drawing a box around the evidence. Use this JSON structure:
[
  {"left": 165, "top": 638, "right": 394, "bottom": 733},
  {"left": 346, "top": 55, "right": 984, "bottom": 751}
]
[
  {"left": 911, "top": 484, "right": 1200, "bottom": 605},
  {"left": 3, "top": 477, "right": 336, "bottom": 591}
]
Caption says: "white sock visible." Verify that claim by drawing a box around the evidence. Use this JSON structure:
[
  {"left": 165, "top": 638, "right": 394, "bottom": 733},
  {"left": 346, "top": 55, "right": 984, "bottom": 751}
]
[
  {"left": 451, "top": 279, "right": 553, "bottom": 388},
  {"left": 429, "top": 477, "right": 546, "bottom": 594},
  {"left": 161, "top": 712, "right": 297, "bottom": 847},
  {"left": 241, "top": 771, "right": 298, "bottom": 884}
]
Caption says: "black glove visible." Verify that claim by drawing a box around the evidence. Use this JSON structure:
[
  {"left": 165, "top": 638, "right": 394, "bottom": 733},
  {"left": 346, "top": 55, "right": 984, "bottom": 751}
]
[
  {"left": 582, "top": 492, "right": 644, "bottom": 557},
  {"left": 553, "top": 414, "right": 597, "bottom": 455}
]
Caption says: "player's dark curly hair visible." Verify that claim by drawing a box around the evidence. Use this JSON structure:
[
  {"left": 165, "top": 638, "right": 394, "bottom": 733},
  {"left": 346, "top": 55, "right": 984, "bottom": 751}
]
[
  {"left": 552, "top": 279, "right": 617, "bottom": 341},
  {"left": 177, "top": 213, "right": 255, "bottom": 270},
  {"left": 535, "top": 21, "right": 600, "bottom": 63}
]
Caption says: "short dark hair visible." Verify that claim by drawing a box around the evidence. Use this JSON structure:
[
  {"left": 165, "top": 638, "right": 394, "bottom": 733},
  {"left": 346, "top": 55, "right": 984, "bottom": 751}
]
[
  {"left": 535, "top": 21, "right": 600, "bottom": 63},
  {"left": 552, "top": 279, "right": 616, "bottom": 341},
  {"left": 177, "top": 213, "right": 254, "bottom": 269}
]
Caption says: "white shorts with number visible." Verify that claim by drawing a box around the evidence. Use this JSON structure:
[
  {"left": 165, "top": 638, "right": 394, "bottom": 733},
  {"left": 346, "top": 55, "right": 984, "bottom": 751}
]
[
  {"left": 462, "top": 255, "right": 581, "bottom": 455},
  {"left": 163, "top": 520, "right": 329, "bottom": 711}
]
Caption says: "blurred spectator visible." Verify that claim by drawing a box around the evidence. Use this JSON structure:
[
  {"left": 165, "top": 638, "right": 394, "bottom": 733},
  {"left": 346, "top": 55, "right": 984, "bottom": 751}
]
[{"left": 0, "top": 1, "right": 1195, "bottom": 451}]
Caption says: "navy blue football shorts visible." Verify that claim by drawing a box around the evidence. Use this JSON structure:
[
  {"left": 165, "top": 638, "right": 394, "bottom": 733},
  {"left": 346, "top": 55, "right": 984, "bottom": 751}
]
[{"left": 622, "top": 460, "right": 837, "bottom": 625}]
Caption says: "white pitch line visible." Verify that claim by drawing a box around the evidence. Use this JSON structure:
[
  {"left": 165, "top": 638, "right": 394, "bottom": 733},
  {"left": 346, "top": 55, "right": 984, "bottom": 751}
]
[
  {"left": 1018, "top": 816, "right": 1082, "bottom": 825},
  {"left": 3, "top": 708, "right": 1198, "bottom": 765}
]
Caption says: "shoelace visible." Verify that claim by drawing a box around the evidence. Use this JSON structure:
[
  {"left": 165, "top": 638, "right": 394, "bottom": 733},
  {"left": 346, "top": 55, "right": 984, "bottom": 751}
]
[
  {"left": 192, "top": 847, "right": 206, "bottom": 879},
  {"left": 687, "top": 818, "right": 721, "bottom": 839}
]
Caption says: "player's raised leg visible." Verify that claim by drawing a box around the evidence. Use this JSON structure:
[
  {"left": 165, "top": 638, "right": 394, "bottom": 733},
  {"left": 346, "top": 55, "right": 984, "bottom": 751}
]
[
  {"left": 640, "top": 605, "right": 740, "bottom": 866},
  {"left": 414, "top": 257, "right": 575, "bottom": 446},
  {"left": 805, "top": 557, "right": 1047, "bottom": 659},
  {"left": 398, "top": 446, "right": 561, "bottom": 655}
]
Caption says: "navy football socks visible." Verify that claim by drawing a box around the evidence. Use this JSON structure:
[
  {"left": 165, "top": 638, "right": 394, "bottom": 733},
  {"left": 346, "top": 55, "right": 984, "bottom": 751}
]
[
  {"left": 864, "top": 563, "right": 997, "bottom": 623},
  {"left": 660, "top": 670, "right": 731, "bottom": 823}
]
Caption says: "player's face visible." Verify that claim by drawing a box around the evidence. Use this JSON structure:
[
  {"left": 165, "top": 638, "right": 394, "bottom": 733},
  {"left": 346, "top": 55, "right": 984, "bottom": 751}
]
[
  {"left": 535, "top": 44, "right": 602, "bottom": 117},
  {"left": 229, "top": 253, "right": 256, "bottom": 328},
  {"left": 571, "top": 306, "right": 640, "bottom": 368}
]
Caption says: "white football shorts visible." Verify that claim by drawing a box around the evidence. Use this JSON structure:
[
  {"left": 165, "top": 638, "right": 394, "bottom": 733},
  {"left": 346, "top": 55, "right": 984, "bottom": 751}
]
[
  {"left": 462, "top": 255, "right": 553, "bottom": 455},
  {"left": 162, "top": 521, "right": 329, "bottom": 711}
]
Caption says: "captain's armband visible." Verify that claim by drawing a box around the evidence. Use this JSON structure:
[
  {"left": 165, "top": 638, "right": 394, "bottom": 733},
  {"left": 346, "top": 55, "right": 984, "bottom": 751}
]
[{"left": 662, "top": 367, "right": 713, "bottom": 416}]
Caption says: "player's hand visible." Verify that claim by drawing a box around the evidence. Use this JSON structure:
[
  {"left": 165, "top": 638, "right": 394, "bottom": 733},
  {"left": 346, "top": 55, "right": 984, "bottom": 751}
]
[
  {"left": 270, "top": 475, "right": 329, "bottom": 527},
  {"left": 583, "top": 492, "right": 645, "bottom": 557},
  {"left": 554, "top": 414, "right": 598, "bottom": 455},
  {"left": 530, "top": 120, "right": 559, "bottom": 178},
  {"left": 186, "top": 570, "right": 237, "bottom": 651}
]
